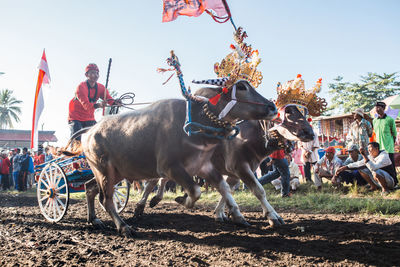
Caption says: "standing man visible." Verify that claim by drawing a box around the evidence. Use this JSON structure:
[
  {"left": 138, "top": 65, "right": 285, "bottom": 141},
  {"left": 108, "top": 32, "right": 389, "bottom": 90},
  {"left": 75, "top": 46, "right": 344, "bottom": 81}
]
[
  {"left": 299, "top": 131, "right": 320, "bottom": 183},
  {"left": 12, "top": 148, "right": 21, "bottom": 190},
  {"left": 258, "top": 149, "right": 291, "bottom": 197},
  {"left": 348, "top": 108, "right": 372, "bottom": 152},
  {"left": 18, "top": 148, "right": 30, "bottom": 191},
  {"left": 68, "top": 63, "right": 119, "bottom": 141},
  {"left": 373, "top": 101, "right": 398, "bottom": 185},
  {"left": 1, "top": 151, "right": 11, "bottom": 190}
]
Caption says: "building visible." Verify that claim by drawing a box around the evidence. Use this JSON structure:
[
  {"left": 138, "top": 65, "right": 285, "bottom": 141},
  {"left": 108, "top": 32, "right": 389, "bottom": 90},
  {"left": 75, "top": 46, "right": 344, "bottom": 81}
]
[{"left": 0, "top": 129, "right": 57, "bottom": 150}]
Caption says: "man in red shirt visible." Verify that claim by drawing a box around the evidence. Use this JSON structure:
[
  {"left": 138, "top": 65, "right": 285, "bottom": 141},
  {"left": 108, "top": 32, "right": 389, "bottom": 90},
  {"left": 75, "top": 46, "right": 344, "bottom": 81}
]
[
  {"left": 68, "top": 63, "right": 118, "bottom": 140},
  {"left": 1, "top": 151, "right": 11, "bottom": 190},
  {"left": 258, "top": 149, "right": 291, "bottom": 197}
]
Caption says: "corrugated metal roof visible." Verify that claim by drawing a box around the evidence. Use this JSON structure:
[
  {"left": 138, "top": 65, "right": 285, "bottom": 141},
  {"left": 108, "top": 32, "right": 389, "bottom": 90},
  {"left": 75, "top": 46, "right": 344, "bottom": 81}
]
[{"left": 0, "top": 130, "right": 57, "bottom": 142}]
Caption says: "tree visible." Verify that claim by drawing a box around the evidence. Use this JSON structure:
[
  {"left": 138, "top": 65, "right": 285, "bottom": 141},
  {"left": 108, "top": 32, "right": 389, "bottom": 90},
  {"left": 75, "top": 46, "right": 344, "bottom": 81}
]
[
  {"left": 0, "top": 89, "right": 22, "bottom": 129},
  {"left": 326, "top": 72, "right": 400, "bottom": 114}
]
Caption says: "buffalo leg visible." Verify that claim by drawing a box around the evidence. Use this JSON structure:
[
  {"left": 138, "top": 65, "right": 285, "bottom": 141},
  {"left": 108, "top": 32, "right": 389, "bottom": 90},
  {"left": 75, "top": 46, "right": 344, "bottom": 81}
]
[
  {"left": 84, "top": 178, "right": 105, "bottom": 228},
  {"left": 135, "top": 178, "right": 159, "bottom": 217},
  {"left": 202, "top": 168, "right": 249, "bottom": 226},
  {"left": 162, "top": 164, "right": 201, "bottom": 208},
  {"left": 92, "top": 162, "right": 135, "bottom": 237},
  {"left": 229, "top": 166, "right": 284, "bottom": 226},
  {"left": 149, "top": 178, "right": 168, "bottom": 207}
]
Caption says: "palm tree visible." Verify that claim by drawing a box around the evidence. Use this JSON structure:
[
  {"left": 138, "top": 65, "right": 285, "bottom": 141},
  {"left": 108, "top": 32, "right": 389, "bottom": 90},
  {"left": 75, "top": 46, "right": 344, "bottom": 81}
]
[{"left": 0, "top": 89, "right": 22, "bottom": 129}]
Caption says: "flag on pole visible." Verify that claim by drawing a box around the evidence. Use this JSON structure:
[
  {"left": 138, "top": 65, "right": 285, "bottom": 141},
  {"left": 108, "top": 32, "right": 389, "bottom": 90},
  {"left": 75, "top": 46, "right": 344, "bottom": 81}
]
[
  {"left": 162, "top": 0, "right": 228, "bottom": 22},
  {"left": 31, "top": 49, "right": 51, "bottom": 151}
]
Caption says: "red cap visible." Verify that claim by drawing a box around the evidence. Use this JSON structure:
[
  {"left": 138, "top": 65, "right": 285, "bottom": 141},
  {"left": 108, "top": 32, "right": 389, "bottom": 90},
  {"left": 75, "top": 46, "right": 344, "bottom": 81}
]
[
  {"left": 85, "top": 63, "right": 99, "bottom": 73},
  {"left": 325, "top": 146, "right": 336, "bottom": 154}
]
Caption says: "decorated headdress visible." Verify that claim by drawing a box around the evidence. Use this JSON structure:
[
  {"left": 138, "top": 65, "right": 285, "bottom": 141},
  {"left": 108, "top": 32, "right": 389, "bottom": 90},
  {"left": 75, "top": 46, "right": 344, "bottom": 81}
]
[
  {"left": 275, "top": 74, "right": 327, "bottom": 117},
  {"left": 192, "top": 27, "right": 263, "bottom": 105}
]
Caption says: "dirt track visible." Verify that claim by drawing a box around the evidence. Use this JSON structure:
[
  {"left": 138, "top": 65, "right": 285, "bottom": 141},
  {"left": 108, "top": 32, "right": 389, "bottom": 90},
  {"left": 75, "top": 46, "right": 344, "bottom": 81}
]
[{"left": 0, "top": 192, "right": 399, "bottom": 266}]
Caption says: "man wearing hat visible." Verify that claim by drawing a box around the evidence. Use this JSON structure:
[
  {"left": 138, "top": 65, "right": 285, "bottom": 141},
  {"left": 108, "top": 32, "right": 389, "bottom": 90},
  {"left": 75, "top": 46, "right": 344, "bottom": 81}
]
[
  {"left": 314, "top": 146, "right": 342, "bottom": 190},
  {"left": 68, "top": 63, "right": 120, "bottom": 141},
  {"left": 333, "top": 144, "right": 367, "bottom": 186},
  {"left": 373, "top": 101, "right": 398, "bottom": 185},
  {"left": 348, "top": 108, "right": 372, "bottom": 152}
]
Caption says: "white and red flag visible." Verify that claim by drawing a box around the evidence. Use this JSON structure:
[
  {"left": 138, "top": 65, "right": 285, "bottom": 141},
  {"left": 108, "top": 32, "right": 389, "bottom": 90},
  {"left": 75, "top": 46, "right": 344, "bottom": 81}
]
[
  {"left": 162, "top": 0, "right": 228, "bottom": 22},
  {"left": 31, "top": 49, "right": 51, "bottom": 151}
]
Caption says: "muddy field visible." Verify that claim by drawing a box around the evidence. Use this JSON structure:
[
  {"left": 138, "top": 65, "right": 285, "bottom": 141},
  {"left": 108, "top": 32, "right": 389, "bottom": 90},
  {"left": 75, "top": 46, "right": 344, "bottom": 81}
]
[{"left": 0, "top": 192, "right": 399, "bottom": 266}]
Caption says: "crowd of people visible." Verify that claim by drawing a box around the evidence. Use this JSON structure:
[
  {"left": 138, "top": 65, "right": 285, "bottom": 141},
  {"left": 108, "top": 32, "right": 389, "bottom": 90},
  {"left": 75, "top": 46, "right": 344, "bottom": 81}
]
[
  {"left": 0, "top": 145, "right": 59, "bottom": 191},
  {"left": 257, "top": 101, "right": 399, "bottom": 196}
]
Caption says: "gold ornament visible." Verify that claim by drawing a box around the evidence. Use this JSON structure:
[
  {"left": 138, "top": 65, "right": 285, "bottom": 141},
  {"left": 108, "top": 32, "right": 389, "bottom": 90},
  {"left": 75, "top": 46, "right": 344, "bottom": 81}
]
[
  {"left": 275, "top": 75, "right": 327, "bottom": 117},
  {"left": 214, "top": 27, "right": 263, "bottom": 88}
]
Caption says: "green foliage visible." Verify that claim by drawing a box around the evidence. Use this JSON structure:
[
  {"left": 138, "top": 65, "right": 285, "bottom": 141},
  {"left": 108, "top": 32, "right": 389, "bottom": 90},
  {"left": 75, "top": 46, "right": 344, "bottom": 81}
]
[
  {"left": 327, "top": 72, "right": 400, "bottom": 114},
  {"left": 0, "top": 89, "right": 22, "bottom": 129}
]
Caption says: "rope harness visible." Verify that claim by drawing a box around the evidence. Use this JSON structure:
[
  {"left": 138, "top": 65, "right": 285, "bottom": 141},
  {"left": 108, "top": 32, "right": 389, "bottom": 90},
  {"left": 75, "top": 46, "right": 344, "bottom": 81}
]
[{"left": 165, "top": 51, "right": 240, "bottom": 140}]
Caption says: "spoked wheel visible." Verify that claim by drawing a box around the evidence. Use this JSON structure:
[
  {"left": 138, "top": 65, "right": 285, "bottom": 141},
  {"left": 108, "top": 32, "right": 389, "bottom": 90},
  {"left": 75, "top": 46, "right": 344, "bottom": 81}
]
[
  {"left": 37, "top": 162, "right": 69, "bottom": 222},
  {"left": 99, "top": 179, "right": 130, "bottom": 213}
]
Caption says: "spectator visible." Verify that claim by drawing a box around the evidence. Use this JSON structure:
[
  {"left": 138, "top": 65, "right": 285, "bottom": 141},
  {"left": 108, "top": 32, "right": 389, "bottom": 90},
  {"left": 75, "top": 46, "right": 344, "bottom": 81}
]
[
  {"left": 12, "top": 148, "right": 21, "bottom": 190},
  {"left": 333, "top": 144, "right": 367, "bottom": 186},
  {"left": 348, "top": 108, "right": 373, "bottom": 152},
  {"left": 1, "top": 151, "right": 11, "bottom": 190},
  {"left": 373, "top": 101, "right": 398, "bottom": 185},
  {"left": 343, "top": 142, "right": 395, "bottom": 194},
  {"left": 27, "top": 152, "right": 35, "bottom": 189},
  {"left": 18, "top": 148, "right": 30, "bottom": 191},
  {"left": 271, "top": 154, "right": 302, "bottom": 192},
  {"left": 259, "top": 157, "right": 273, "bottom": 176},
  {"left": 299, "top": 131, "right": 320, "bottom": 182},
  {"left": 44, "top": 146, "right": 53, "bottom": 162},
  {"left": 314, "top": 146, "right": 342, "bottom": 190},
  {"left": 258, "top": 149, "right": 291, "bottom": 197}
]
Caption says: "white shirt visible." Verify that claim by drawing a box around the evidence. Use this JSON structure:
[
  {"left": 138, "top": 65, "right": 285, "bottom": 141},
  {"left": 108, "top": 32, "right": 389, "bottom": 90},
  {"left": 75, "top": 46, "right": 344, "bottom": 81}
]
[
  {"left": 347, "top": 150, "right": 392, "bottom": 172},
  {"left": 288, "top": 160, "right": 302, "bottom": 179},
  {"left": 299, "top": 133, "right": 320, "bottom": 163}
]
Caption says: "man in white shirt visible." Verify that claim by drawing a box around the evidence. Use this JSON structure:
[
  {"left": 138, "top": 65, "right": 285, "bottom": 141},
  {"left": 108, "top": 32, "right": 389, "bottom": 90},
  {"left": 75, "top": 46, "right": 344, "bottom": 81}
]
[
  {"left": 271, "top": 154, "right": 302, "bottom": 191},
  {"left": 299, "top": 131, "right": 319, "bottom": 182},
  {"left": 336, "top": 142, "right": 395, "bottom": 194},
  {"left": 333, "top": 144, "right": 367, "bottom": 186},
  {"left": 314, "top": 146, "right": 342, "bottom": 189}
]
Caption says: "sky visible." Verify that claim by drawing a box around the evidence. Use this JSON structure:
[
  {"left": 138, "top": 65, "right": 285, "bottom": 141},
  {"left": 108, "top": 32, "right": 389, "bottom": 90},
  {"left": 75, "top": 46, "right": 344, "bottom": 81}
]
[{"left": 1, "top": 0, "right": 399, "bottom": 146}]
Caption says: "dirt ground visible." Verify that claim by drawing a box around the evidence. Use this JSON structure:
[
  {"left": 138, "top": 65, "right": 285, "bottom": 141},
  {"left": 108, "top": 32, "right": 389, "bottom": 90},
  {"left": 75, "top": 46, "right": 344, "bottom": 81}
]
[{"left": 0, "top": 192, "right": 399, "bottom": 266}]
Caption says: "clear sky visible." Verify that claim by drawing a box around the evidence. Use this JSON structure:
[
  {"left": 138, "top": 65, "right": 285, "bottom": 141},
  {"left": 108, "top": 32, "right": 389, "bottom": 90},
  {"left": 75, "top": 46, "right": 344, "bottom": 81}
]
[{"left": 1, "top": 0, "right": 399, "bottom": 146}]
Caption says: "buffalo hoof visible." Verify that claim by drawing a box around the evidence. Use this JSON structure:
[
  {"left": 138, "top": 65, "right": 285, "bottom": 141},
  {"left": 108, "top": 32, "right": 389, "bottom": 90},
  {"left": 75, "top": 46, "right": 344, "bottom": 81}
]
[
  {"left": 232, "top": 217, "right": 251, "bottom": 227},
  {"left": 91, "top": 218, "right": 106, "bottom": 230},
  {"left": 119, "top": 224, "right": 137, "bottom": 238},
  {"left": 134, "top": 204, "right": 145, "bottom": 217},
  {"left": 215, "top": 215, "right": 229, "bottom": 223},
  {"left": 149, "top": 196, "right": 162, "bottom": 208},
  {"left": 174, "top": 195, "right": 187, "bottom": 205},
  {"left": 268, "top": 217, "right": 285, "bottom": 227}
]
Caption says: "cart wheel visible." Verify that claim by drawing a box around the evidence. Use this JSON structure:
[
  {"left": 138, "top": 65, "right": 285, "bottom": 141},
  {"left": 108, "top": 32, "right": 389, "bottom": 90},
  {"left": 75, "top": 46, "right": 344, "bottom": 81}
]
[
  {"left": 99, "top": 179, "right": 130, "bottom": 213},
  {"left": 37, "top": 162, "right": 69, "bottom": 222},
  {"left": 113, "top": 179, "right": 130, "bottom": 213}
]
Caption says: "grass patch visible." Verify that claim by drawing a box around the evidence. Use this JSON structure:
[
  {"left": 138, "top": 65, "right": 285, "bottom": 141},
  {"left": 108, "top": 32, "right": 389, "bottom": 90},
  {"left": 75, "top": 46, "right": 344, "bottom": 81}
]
[{"left": 13, "top": 181, "right": 400, "bottom": 216}]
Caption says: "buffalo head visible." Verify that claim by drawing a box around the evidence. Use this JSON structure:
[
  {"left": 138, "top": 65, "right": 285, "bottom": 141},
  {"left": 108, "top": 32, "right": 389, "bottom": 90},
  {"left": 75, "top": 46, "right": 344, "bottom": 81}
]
[
  {"left": 195, "top": 80, "right": 277, "bottom": 122},
  {"left": 270, "top": 104, "right": 314, "bottom": 142}
]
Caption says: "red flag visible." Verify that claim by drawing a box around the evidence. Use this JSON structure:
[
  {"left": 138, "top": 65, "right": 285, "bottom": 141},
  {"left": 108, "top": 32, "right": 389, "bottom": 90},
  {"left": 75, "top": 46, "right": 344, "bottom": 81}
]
[
  {"left": 162, "top": 0, "right": 228, "bottom": 22},
  {"left": 31, "top": 49, "right": 51, "bottom": 151}
]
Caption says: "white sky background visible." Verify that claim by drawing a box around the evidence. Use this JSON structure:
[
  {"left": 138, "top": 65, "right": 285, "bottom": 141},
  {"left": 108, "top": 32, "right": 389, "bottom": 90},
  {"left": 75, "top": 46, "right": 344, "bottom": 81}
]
[{"left": 0, "top": 0, "right": 399, "bottom": 146}]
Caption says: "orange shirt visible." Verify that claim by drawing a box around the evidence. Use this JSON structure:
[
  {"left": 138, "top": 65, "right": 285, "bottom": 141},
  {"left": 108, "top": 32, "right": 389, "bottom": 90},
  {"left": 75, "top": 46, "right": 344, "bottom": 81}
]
[{"left": 68, "top": 81, "right": 114, "bottom": 121}]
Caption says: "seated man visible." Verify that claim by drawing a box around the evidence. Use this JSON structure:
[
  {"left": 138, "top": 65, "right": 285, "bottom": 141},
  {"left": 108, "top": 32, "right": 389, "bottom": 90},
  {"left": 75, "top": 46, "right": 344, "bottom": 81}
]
[
  {"left": 314, "top": 146, "right": 342, "bottom": 190},
  {"left": 339, "top": 142, "right": 395, "bottom": 194},
  {"left": 333, "top": 144, "right": 367, "bottom": 186},
  {"left": 271, "top": 154, "right": 302, "bottom": 191}
]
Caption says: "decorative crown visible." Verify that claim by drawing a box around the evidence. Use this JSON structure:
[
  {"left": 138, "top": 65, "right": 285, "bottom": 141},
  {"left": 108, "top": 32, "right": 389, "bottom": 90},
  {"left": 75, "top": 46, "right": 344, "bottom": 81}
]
[
  {"left": 275, "top": 74, "right": 327, "bottom": 116},
  {"left": 213, "top": 27, "right": 263, "bottom": 88}
]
